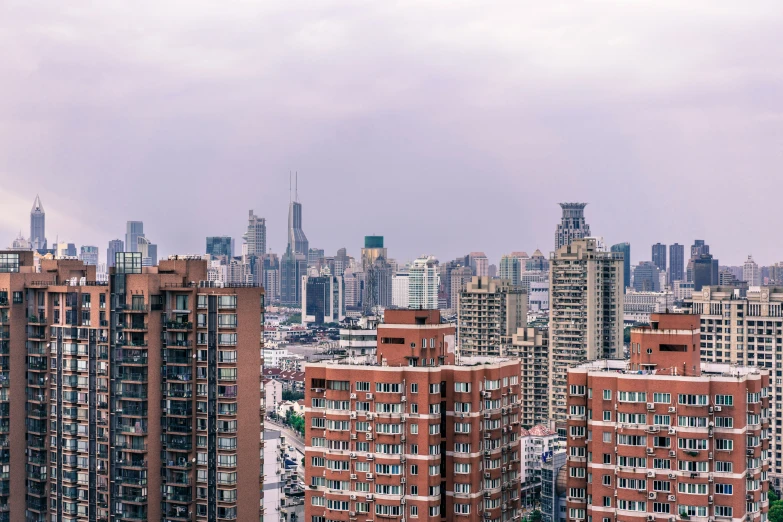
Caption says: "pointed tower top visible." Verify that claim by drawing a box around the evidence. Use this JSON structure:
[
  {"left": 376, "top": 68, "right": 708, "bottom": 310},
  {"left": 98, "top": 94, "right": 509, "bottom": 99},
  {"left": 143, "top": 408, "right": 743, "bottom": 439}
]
[{"left": 31, "top": 194, "right": 44, "bottom": 213}]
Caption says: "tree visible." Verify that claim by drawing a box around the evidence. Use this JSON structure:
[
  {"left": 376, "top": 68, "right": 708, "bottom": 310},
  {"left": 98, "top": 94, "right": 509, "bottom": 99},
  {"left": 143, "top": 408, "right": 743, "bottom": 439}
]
[
  {"left": 283, "top": 313, "right": 302, "bottom": 325},
  {"left": 283, "top": 390, "right": 304, "bottom": 401},
  {"left": 289, "top": 413, "right": 305, "bottom": 436},
  {"left": 769, "top": 501, "right": 783, "bottom": 522},
  {"left": 530, "top": 510, "right": 542, "bottom": 522},
  {"left": 771, "top": 488, "right": 780, "bottom": 503}
]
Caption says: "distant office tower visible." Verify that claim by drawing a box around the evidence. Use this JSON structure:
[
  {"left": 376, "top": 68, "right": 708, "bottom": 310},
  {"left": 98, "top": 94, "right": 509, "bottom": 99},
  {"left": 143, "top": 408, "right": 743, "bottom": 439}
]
[
  {"left": 651, "top": 242, "right": 666, "bottom": 272},
  {"left": 566, "top": 313, "right": 769, "bottom": 522},
  {"left": 333, "top": 248, "right": 349, "bottom": 277},
  {"left": 408, "top": 255, "right": 440, "bottom": 309},
  {"left": 342, "top": 267, "right": 363, "bottom": 308},
  {"left": 280, "top": 251, "right": 307, "bottom": 307},
  {"left": 511, "top": 251, "right": 530, "bottom": 272},
  {"left": 29, "top": 194, "right": 46, "bottom": 250},
  {"left": 548, "top": 238, "right": 623, "bottom": 429},
  {"left": 692, "top": 253, "right": 719, "bottom": 291},
  {"left": 304, "top": 309, "right": 521, "bottom": 522},
  {"left": 528, "top": 281, "right": 549, "bottom": 311},
  {"left": 469, "top": 252, "right": 489, "bottom": 277},
  {"left": 554, "top": 202, "right": 591, "bottom": 251},
  {"left": 361, "top": 236, "right": 386, "bottom": 268},
  {"left": 136, "top": 236, "right": 156, "bottom": 266},
  {"left": 0, "top": 251, "right": 264, "bottom": 521},
  {"left": 361, "top": 237, "right": 392, "bottom": 312},
  {"left": 718, "top": 269, "right": 747, "bottom": 290},
  {"left": 206, "top": 236, "right": 234, "bottom": 258},
  {"left": 632, "top": 261, "right": 661, "bottom": 291},
  {"left": 301, "top": 268, "right": 345, "bottom": 324},
  {"left": 391, "top": 270, "right": 410, "bottom": 308},
  {"left": 669, "top": 242, "right": 685, "bottom": 282},
  {"left": 107, "top": 239, "right": 124, "bottom": 267},
  {"left": 744, "top": 255, "right": 761, "bottom": 286},
  {"left": 511, "top": 326, "right": 549, "bottom": 426},
  {"left": 55, "top": 242, "right": 77, "bottom": 258},
  {"left": 262, "top": 253, "right": 280, "bottom": 301},
  {"left": 457, "top": 276, "right": 527, "bottom": 356},
  {"left": 307, "top": 248, "right": 324, "bottom": 268},
  {"left": 449, "top": 265, "right": 473, "bottom": 310},
  {"left": 79, "top": 245, "right": 99, "bottom": 265},
  {"left": 488, "top": 263, "right": 497, "bottom": 278},
  {"left": 245, "top": 210, "right": 266, "bottom": 257},
  {"left": 125, "top": 221, "right": 144, "bottom": 253},
  {"left": 288, "top": 195, "right": 308, "bottom": 257},
  {"left": 499, "top": 254, "right": 521, "bottom": 286},
  {"left": 610, "top": 242, "right": 631, "bottom": 291},
  {"left": 686, "top": 239, "right": 710, "bottom": 282},
  {"left": 526, "top": 249, "right": 548, "bottom": 271}
]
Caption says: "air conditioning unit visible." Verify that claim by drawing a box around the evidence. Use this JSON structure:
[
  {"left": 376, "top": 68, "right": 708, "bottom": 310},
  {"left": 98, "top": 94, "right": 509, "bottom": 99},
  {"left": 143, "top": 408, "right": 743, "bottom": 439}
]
[
  {"left": 401, "top": 499, "right": 406, "bottom": 505},
  {"left": 708, "top": 406, "right": 714, "bottom": 413},
  {"left": 708, "top": 474, "right": 714, "bottom": 482},
  {"left": 714, "top": 406, "right": 721, "bottom": 412},
  {"left": 668, "top": 427, "right": 676, "bottom": 434},
  {"left": 647, "top": 403, "right": 655, "bottom": 410},
  {"left": 484, "top": 413, "right": 491, "bottom": 419},
  {"left": 647, "top": 471, "right": 655, "bottom": 477},
  {"left": 484, "top": 450, "right": 491, "bottom": 457},
  {"left": 708, "top": 496, "right": 713, "bottom": 504},
  {"left": 350, "top": 474, "right": 357, "bottom": 480},
  {"left": 401, "top": 396, "right": 407, "bottom": 402},
  {"left": 485, "top": 473, "right": 491, "bottom": 479},
  {"left": 350, "top": 412, "right": 357, "bottom": 419},
  {"left": 668, "top": 495, "right": 676, "bottom": 502},
  {"left": 350, "top": 393, "right": 357, "bottom": 399},
  {"left": 401, "top": 435, "right": 406, "bottom": 442},
  {"left": 367, "top": 454, "right": 374, "bottom": 460},
  {"left": 668, "top": 473, "right": 676, "bottom": 479},
  {"left": 366, "top": 494, "right": 374, "bottom": 501},
  {"left": 708, "top": 452, "right": 713, "bottom": 459},
  {"left": 350, "top": 453, "right": 356, "bottom": 459},
  {"left": 351, "top": 434, "right": 357, "bottom": 440},
  {"left": 350, "top": 494, "right": 357, "bottom": 500},
  {"left": 350, "top": 512, "right": 356, "bottom": 517},
  {"left": 401, "top": 477, "right": 406, "bottom": 483},
  {"left": 502, "top": 467, "right": 507, "bottom": 473},
  {"left": 668, "top": 407, "right": 676, "bottom": 413},
  {"left": 648, "top": 492, "right": 657, "bottom": 500},
  {"left": 366, "top": 434, "right": 373, "bottom": 440},
  {"left": 484, "top": 492, "right": 491, "bottom": 499},
  {"left": 485, "top": 433, "right": 491, "bottom": 439},
  {"left": 669, "top": 451, "right": 676, "bottom": 457},
  {"left": 400, "top": 416, "right": 407, "bottom": 422},
  {"left": 366, "top": 413, "right": 374, "bottom": 420},
  {"left": 366, "top": 393, "right": 373, "bottom": 400},
  {"left": 647, "top": 448, "right": 654, "bottom": 455},
  {"left": 400, "top": 456, "right": 406, "bottom": 463},
  {"left": 648, "top": 515, "right": 656, "bottom": 521},
  {"left": 366, "top": 473, "right": 373, "bottom": 480}
]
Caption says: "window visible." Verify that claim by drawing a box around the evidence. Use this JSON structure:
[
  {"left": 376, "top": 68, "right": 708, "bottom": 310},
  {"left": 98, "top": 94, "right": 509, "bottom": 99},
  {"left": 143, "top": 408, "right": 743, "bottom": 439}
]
[
  {"left": 603, "top": 389, "right": 611, "bottom": 400},
  {"left": 714, "top": 417, "right": 733, "bottom": 428},
  {"left": 429, "top": 383, "right": 440, "bottom": 394},
  {"left": 715, "top": 439, "right": 733, "bottom": 451},
  {"left": 618, "top": 391, "right": 647, "bottom": 402},
  {"left": 410, "top": 383, "right": 418, "bottom": 394},
  {"left": 570, "top": 385, "right": 585, "bottom": 395},
  {"left": 653, "top": 393, "right": 671, "bottom": 403},
  {"left": 410, "top": 506, "right": 418, "bottom": 518},
  {"left": 602, "top": 475, "right": 611, "bottom": 486},
  {"left": 617, "top": 500, "right": 646, "bottom": 511},
  {"left": 677, "top": 439, "right": 707, "bottom": 450},
  {"left": 376, "top": 383, "right": 401, "bottom": 393},
  {"left": 602, "top": 432, "right": 612, "bottom": 443},
  {"left": 410, "top": 424, "right": 418, "bottom": 435},
  {"left": 455, "top": 504, "right": 470, "bottom": 515},
  {"left": 453, "top": 463, "right": 469, "bottom": 474},
  {"left": 603, "top": 411, "right": 611, "bottom": 421},
  {"left": 454, "top": 382, "right": 471, "bottom": 393},
  {"left": 678, "top": 506, "right": 707, "bottom": 517},
  {"left": 678, "top": 394, "right": 708, "bottom": 405},
  {"left": 328, "top": 380, "right": 350, "bottom": 391},
  {"left": 678, "top": 483, "right": 707, "bottom": 495},
  {"left": 715, "top": 461, "right": 733, "bottom": 473},
  {"left": 653, "top": 415, "right": 671, "bottom": 426},
  {"left": 653, "top": 481, "right": 670, "bottom": 492},
  {"left": 653, "top": 503, "right": 671, "bottom": 513},
  {"left": 653, "top": 459, "right": 671, "bottom": 469},
  {"left": 410, "top": 465, "right": 418, "bottom": 475},
  {"left": 714, "top": 484, "right": 733, "bottom": 495},
  {"left": 356, "top": 381, "right": 370, "bottom": 392},
  {"left": 617, "top": 435, "right": 646, "bottom": 446}
]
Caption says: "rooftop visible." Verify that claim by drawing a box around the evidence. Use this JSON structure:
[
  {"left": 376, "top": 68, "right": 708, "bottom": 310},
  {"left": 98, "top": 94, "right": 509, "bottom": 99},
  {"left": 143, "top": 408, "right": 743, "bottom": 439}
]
[{"left": 574, "top": 358, "right": 765, "bottom": 378}]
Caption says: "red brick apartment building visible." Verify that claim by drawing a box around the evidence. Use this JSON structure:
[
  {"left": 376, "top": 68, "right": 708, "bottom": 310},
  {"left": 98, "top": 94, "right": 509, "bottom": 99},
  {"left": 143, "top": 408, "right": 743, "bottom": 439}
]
[
  {"left": 566, "top": 314, "right": 770, "bottom": 522},
  {"left": 305, "top": 309, "right": 523, "bottom": 522},
  {"left": 0, "top": 251, "right": 264, "bottom": 522}
]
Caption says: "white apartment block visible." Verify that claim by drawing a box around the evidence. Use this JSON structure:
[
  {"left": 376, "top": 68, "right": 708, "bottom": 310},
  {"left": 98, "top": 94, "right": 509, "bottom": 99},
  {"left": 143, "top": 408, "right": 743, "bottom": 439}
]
[
  {"left": 548, "top": 237, "right": 623, "bottom": 431},
  {"left": 623, "top": 289, "right": 675, "bottom": 324}
]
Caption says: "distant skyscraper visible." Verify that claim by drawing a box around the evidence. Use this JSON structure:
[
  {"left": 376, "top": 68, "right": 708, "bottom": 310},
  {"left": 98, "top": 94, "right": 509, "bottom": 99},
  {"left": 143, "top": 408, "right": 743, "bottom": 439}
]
[
  {"left": 79, "top": 245, "right": 99, "bottom": 265},
  {"left": 651, "top": 242, "right": 667, "bottom": 272},
  {"left": 206, "top": 236, "right": 234, "bottom": 258},
  {"left": 391, "top": 270, "right": 410, "bottom": 308},
  {"left": 692, "top": 253, "right": 719, "bottom": 291},
  {"left": 301, "top": 268, "right": 345, "bottom": 325},
  {"left": 669, "top": 243, "right": 685, "bottom": 283},
  {"left": 106, "top": 239, "right": 123, "bottom": 268},
  {"left": 288, "top": 190, "right": 308, "bottom": 256},
  {"left": 499, "top": 255, "right": 521, "bottom": 286},
  {"left": 333, "top": 248, "right": 349, "bottom": 277},
  {"left": 469, "top": 252, "right": 489, "bottom": 277},
  {"left": 743, "top": 255, "right": 761, "bottom": 286},
  {"left": 29, "top": 194, "right": 46, "bottom": 250},
  {"left": 243, "top": 210, "right": 266, "bottom": 259},
  {"left": 632, "top": 261, "right": 661, "bottom": 292},
  {"left": 280, "top": 251, "right": 307, "bottom": 307},
  {"left": 610, "top": 242, "right": 631, "bottom": 291},
  {"left": 554, "top": 202, "right": 591, "bottom": 251},
  {"left": 125, "top": 221, "right": 144, "bottom": 253},
  {"left": 136, "top": 236, "right": 157, "bottom": 266},
  {"left": 408, "top": 255, "right": 440, "bottom": 309}
]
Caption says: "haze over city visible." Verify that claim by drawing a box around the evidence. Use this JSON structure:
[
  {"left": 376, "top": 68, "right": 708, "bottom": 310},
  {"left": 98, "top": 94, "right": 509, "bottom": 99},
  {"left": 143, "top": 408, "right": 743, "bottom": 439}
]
[{"left": 2, "top": 2, "right": 783, "bottom": 264}]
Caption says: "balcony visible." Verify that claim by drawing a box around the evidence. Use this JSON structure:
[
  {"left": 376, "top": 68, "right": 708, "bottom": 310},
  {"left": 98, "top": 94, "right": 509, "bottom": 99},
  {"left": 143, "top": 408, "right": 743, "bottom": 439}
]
[
  {"left": 165, "top": 321, "right": 193, "bottom": 331},
  {"left": 166, "top": 437, "right": 192, "bottom": 451}
]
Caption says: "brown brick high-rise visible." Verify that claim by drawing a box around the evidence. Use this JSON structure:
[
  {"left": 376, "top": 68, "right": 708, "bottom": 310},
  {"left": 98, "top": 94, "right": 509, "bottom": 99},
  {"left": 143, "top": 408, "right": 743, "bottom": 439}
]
[
  {"left": 0, "top": 251, "right": 264, "bottom": 522},
  {"left": 566, "top": 313, "right": 770, "bottom": 522}
]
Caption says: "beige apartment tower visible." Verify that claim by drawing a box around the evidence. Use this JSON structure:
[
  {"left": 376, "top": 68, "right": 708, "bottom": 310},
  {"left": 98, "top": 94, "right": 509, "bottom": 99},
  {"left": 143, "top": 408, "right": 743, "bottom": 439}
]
[
  {"left": 548, "top": 238, "right": 623, "bottom": 432},
  {"left": 457, "top": 276, "right": 527, "bottom": 357}
]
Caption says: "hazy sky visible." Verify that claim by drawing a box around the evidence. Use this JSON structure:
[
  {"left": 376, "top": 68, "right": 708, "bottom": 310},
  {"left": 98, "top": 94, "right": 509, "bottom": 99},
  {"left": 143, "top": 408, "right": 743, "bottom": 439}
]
[{"left": 1, "top": 1, "right": 782, "bottom": 266}]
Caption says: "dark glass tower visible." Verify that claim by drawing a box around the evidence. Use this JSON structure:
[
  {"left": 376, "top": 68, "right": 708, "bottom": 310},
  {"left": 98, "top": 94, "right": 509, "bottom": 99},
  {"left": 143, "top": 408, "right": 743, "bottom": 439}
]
[
  {"left": 651, "top": 242, "right": 667, "bottom": 272},
  {"left": 610, "top": 242, "right": 631, "bottom": 292},
  {"left": 30, "top": 195, "right": 46, "bottom": 250},
  {"left": 669, "top": 243, "right": 685, "bottom": 282}
]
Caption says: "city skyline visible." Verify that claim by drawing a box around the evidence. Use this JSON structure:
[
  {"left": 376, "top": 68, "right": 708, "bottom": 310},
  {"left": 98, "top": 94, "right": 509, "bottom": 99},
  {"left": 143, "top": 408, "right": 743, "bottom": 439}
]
[{"left": 2, "top": 3, "right": 783, "bottom": 264}]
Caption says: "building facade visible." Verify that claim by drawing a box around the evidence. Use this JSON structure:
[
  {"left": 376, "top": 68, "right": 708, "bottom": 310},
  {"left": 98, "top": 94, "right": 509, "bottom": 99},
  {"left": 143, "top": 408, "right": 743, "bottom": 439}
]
[
  {"left": 392, "top": 271, "right": 410, "bottom": 309},
  {"left": 610, "top": 243, "right": 631, "bottom": 292},
  {"left": 408, "top": 256, "right": 439, "bottom": 310},
  {"left": 469, "top": 252, "right": 489, "bottom": 277},
  {"left": 457, "top": 276, "right": 527, "bottom": 357},
  {"left": 548, "top": 238, "right": 624, "bottom": 430},
  {"left": 499, "top": 255, "right": 522, "bottom": 287},
  {"left": 744, "top": 255, "right": 761, "bottom": 286},
  {"left": 511, "top": 326, "right": 550, "bottom": 427},
  {"left": 125, "top": 221, "right": 144, "bottom": 253},
  {"left": 669, "top": 243, "right": 685, "bottom": 283},
  {"left": 624, "top": 290, "right": 675, "bottom": 324},
  {"left": 633, "top": 261, "right": 662, "bottom": 292},
  {"left": 30, "top": 195, "right": 46, "bottom": 250},
  {"left": 0, "top": 251, "right": 264, "bottom": 521},
  {"left": 206, "top": 236, "right": 234, "bottom": 258},
  {"left": 304, "top": 309, "right": 523, "bottom": 522},
  {"left": 566, "top": 313, "right": 770, "bottom": 522},
  {"left": 555, "top": 202, "right": 591, "bottom": 252},
  {"left": 301, "top": 269, "right": 345, "bottom": 325},
  {"left": 107, "top": 239, "right": 124, "bottom": 268},
  {"left": 651, "top": 243, "right": 667, "bottom": 272},
  {"left": 79, "top": 245, "right": 99, "bottom": 266}
]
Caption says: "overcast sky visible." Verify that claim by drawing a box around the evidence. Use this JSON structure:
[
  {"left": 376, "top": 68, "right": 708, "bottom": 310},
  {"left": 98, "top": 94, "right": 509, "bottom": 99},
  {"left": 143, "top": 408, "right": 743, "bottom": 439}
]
[{"left": 1, "top": 1, "right": 782, "bottom": 266}]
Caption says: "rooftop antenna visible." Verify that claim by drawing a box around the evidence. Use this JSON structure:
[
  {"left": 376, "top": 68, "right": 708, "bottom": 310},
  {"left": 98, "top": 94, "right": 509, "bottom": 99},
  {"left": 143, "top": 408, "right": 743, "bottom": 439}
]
[
  {"left": 289, "top": 171, "right": 292, "bottom": 203},
  {"left": 295, "top": 171, "right": 299, "bottom": 202}
]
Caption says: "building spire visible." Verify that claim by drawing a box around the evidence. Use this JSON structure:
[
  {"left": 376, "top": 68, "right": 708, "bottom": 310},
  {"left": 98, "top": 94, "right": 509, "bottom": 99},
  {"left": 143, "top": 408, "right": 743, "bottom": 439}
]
[{"left": 31, "top": 194, "right": 44, "bottom": 213}]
